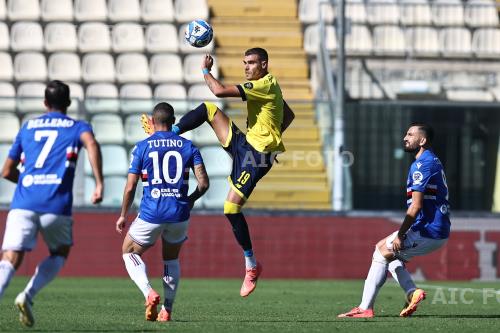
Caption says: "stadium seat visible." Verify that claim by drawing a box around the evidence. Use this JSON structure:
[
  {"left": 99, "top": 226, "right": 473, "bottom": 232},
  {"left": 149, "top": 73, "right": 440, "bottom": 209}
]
[
  {"left": 150, "top": 54, "right": 183, "bottom": 83},
  {"left": 192, "top": 122, "right": 220, "bottom": 146},
  {"left": 48, "top": 53, "right": 81, "bottom": 82},
  {"left": 0, "top": 22, "right": 8, "bottom": 51},
  {"left": 145, "top": 24, "right": 178, "bottom": 53},
  {"left": 154, "top": 83, "right": 189, "bottom": 114},
  {"left": 67, "top": 82, "right": 83, "bottom": 115},
  {"left": 178, "top": 24, "right": 215, "bottom": 54},
  {"left": 124, "top": 114, "right": 148, "bottom": 145},
  {"left": 74, "top": 0, "right": 107, "bottom": 21},
  {"left": 472, "top": 28, "right": 500, "bottom": 58},
  {"left": 187, "top": 84, "right": 223, "bottom": 109},
  {"left": 142, "top": 0, "right": 174, "bottom": 22},
  {"left": 7, "top": 0, "right": 39, "bottom": 20},
  {"left": 407, "top": 27, "right": 440, "bottom": 56},
  {"left": 0, "top": 0, "right": 5, "bottom": 20},
  {"left": 16, "top": 82, "right": 45, "bottom": 113},
  {"left": 116, "top": 53, "right": 149, "bottom": 83},
  {"left": 439, "top": 27, "right": 472, "bottom": 57},
  {"left": 84, "top": 83, "right": 119, "bottom": 113},
  {"left": 78, "top": 22, "right": 111, "bottom": 53},
  {"left": 112, "top": 23, "right": 145, "bottom": 53},
  {"left": 432, "top": 0, "right": 464, "bottom": 26},
  {"left": 0, "top": 82, "right": 15, "bottom": 111},
  {"left": 346, "top": 25, "right": 373, "bottom": 55},
  {"left": 367, "top": 0, "right": 400, "bottom": 24},
  {"left": 0, "top": 144, "right": 15, "bottom": 204},
  {"left": 10, "top": 22, "right": 44, "bottom": 52},
  {"left": 91, "top": 113, "right": 125, "bottom": 144},
  {"left": 446, "top": 89, "right": 493, "bottom": 101},
  {"left": 373, "top": 25, "right": 406, "bottom": 55},
  {"left": 0, "top": 112, "right": 19, "bottom": 142},
  {"left": 203, "top": 176, "right": 230, "bottom": 209},
  {"left": 108, "top": 0, "right": 140, "bottom": 22},
  {"left": 14, "top": 52, "right": 47, "bottom": 81},
  {"left": 399, "top": 0, "right": 432, "bottom": 25},
  {"left": 0, "top": 52, "right": 13, "bottom": 81},
  {"left": 41, "top": 0, "right": 73, "bottom": 21},
  {"left": 298, "top": 0, "right": 334, "bottom": 24},
  {"left": 465, "top": 0, "right": 499, "bottom": 27},
  {"left": 199, "top": 146, "right": 232, "bottom": 176},
  {"left": 120, "top": 83, "right": 154, "bottom": 113},
  {"left": 174, "top": 0, "right": 208, "bottom": 23},
  {"left": 303, "top": 24, "right": 336, "bottom": 55},
  {"left": 84, "top": 144, "right": 128, "bottom": 176},
  {"left": 345, "top": 0, "right": 367, "bottom": 23},
  {"left": 183, "top": 54, "right": 219, "bottom": 84},
  {"left": 82, "top": 53, "right": 115, "bottom": 82},
  {"left": 45, "top": 23, "right": 78, "bottom": 52}
]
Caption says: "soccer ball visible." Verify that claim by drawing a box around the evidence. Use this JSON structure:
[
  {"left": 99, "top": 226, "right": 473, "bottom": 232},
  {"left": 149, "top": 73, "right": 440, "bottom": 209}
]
[{"left": 184, "top": 20, "right": 213, "bottom": 48}]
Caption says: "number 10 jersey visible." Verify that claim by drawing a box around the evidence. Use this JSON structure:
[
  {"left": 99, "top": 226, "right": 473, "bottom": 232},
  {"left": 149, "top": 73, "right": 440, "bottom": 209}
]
[
  {"left": 129, "top": 131, "right": 203, "bottom": 224},
  {"left": 8, "top": 112, "right": 93, "bottom": 216}
]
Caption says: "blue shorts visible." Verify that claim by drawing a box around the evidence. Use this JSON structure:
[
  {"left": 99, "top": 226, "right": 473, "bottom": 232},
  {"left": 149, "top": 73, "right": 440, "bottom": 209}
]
[{"left": 222, "top": 122, "right": 274, "bottom": 200}]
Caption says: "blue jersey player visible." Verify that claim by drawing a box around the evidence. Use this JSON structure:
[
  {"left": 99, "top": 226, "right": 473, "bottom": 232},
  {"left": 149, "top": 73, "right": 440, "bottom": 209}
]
[
  {"left": 0, "top": 80, "right": 104, "bottom": 327},
  {"left": 115, "top": 103, "right": 209, "bottom": 322},
  {"left": 339, "top": 123, "right": 450, "bottom": 318}
]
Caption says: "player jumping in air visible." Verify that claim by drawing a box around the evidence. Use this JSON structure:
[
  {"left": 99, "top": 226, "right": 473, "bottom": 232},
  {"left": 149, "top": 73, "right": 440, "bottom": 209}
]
[
  {"left": 142, "top": 48, "right": 295, "bottom": 297},
  {"left": 118, "top": 103, "right": 209, "bottom": 322},
  {"left": 0, "top": 80, "right": 104, "bottom": 327},
  {"left": 338, "top": 123, "right": 451, "bottom": 318}
]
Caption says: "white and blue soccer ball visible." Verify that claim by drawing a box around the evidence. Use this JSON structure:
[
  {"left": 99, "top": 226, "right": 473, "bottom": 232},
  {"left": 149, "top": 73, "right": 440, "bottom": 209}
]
[{"left": 184, "top": 19, "right": 213, "bottom": 48}]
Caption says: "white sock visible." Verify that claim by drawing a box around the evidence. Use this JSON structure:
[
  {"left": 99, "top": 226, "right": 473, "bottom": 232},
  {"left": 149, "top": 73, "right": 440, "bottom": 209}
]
[
  {"left": 245, "top": 255, "right": 257, "bottom": 269},
  {"left": 0, "top": 260, "right": 15, "bottom": 300},
  {"left": 359, "top": 247, "right": 388, "bottom": 310},
  {"left": 388, "top": 259, "right": 416, "bottom": 299},
  {"left": 24, "top": 255, "right": 65, "bottom": 300},
  {"left": 162, "top": 259, "right": 180, "bottom": 311},
  {"left": 123, "top": 253, "right": 152, "bottom": 299}
]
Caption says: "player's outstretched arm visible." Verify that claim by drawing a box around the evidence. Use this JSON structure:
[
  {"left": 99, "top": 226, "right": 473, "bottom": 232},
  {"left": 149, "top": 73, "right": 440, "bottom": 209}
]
[
  {"left": 81, "top": 131, "right": 104, "bottom": 204},
  {"left": 202, "top": 54, "right": 241, "bottom": 98},
  {"left": 1, "top": 158, "right": 20, "bottom": 184},
  {"left": 116, "top": 173, "right": 140, "bottom": 234},
  {"left": 188, "top": 163, "right": 209, "bottom": 209},
  {"left": 281, "top": 100, "right": 295, "bottom": 133}
]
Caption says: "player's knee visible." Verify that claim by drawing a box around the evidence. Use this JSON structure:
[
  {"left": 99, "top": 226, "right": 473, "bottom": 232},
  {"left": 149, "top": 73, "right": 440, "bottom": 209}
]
[
  {"left": 2, "top": 250, "right": 24, "bottom": 270},
  {"left": 224, "top": 201, "right": 242, "bottom": 215},
  {"left": 204, "top": 102, "right": 218, "bottom": 122},
  {"left": 50, "top": 245, "right": 71, "bottom": 258},
  {"left": 388, "top": 259, "right": 404, "bottom": 275}
]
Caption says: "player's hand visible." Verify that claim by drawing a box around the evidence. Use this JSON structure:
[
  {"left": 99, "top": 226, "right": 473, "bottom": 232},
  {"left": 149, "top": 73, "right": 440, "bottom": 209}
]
[
  {"left": 116, "top": 216, "right": 127, "bottom": 234},
  {"left": 91, "top": 185, "right": 103, "bottom": 204},
  {"left": 202, "top": 54, "right": 213, "bottom": 71},
  {"left": 392, "top": 235, "right": 404, "bottom": 252}
]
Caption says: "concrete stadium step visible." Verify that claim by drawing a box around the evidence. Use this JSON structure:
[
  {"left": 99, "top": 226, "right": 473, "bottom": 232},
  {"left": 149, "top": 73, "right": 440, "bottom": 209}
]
[
  {"left": 226, "top": 102, "right": 315, "bottom": 114},
  {"left": 271, "top": 159, "right": 324, "bottom": 172},
  {"left": 263, "top": 174, "right": 328, "bottom": 187},
  {"left": 208, "top": 0, "right": 297, "bottom": 18},
  {"left": 212, "top": 21, "right": 301, "bottom": 33},
  {"left": 216, "top": 47, "right": 306, "bottom": 58},
  {"left": 215, "top": 31, "right": 303, "bottom": 50},
  {"left": 249, "top": 188, "right": 331, "bottom": 203}
]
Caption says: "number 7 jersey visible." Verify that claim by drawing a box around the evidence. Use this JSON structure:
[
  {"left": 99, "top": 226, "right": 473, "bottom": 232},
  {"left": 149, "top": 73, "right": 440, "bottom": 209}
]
[
  {"left": 8, "top": 112, "right": 93, "bottom": 216},
  {"left": 129, "top": 131, "right": 204, "bottom": 224}
]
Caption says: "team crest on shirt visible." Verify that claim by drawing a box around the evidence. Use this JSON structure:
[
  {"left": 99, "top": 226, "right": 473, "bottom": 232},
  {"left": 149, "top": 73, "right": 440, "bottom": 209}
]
[
  {"left": 244, "top": 82, "right": 253, "bottom": 89},
  {"left": 412, "top": 171, "right": 423, "bottom": 185}
]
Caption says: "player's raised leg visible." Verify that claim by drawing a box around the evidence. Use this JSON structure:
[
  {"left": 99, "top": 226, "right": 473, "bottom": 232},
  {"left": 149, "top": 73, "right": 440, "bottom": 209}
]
[{"left": 121, "top": 234, "right": 160, "bottom": 321}]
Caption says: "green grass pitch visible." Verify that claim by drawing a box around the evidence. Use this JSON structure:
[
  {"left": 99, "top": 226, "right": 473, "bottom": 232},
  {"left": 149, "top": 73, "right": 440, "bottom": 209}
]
[{"left": 1, "top": 277, "right": 499, "bottom": 332}]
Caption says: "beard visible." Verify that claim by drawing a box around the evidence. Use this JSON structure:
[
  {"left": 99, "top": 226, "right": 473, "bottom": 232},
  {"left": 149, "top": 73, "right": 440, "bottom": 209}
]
[{"left": 403, "top": 144, "right": 419, "bottom": 153}]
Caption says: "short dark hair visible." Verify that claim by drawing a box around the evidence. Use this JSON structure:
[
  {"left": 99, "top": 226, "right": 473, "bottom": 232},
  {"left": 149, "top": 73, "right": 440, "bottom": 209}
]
[
  {"left": 152, "top": 102, "right": 175, "bottom": 126},
  {"left": 410, "top": 122, "right": 434, "bottom": 144},
  {"left": 245, "top": 47, "right": 268, "bottom": 62},
  {"left": 45, "top": 80, "right": 71, "bottom": 110}
]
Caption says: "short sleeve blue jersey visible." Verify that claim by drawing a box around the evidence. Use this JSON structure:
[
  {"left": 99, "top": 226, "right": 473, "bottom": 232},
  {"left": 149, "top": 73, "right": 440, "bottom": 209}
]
[
  {"left": 8, "top": 112, "right": 93, "bottom": 216},
  {"left": 407, "top": 150, "right": 451, "bottom": 239},
  {"left": 129, "top": 131, "right": 203, "bottom": 224}
]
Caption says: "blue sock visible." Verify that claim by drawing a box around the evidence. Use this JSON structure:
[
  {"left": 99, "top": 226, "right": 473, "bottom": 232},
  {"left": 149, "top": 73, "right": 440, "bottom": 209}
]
[{"left": 244, "top": 249, "right": 254, "bottom": 257}]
